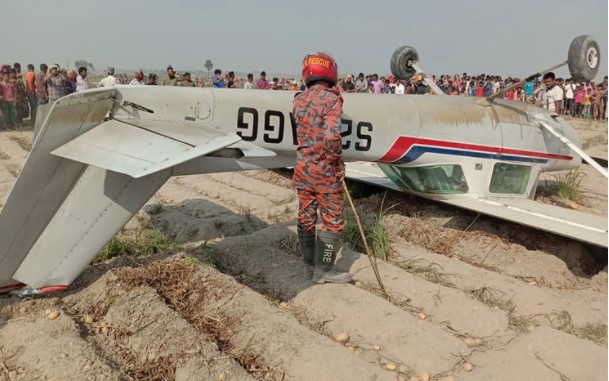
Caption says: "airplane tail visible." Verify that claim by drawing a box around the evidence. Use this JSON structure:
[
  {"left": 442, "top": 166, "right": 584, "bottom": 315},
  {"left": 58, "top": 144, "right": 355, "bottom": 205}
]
[{"left": 0, "top": 89, "right": 160, "bottom": 289}]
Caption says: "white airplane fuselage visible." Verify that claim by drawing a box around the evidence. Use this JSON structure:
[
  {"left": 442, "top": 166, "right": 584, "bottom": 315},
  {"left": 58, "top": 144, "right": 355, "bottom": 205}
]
[{"left": 111, "top": 86, "right": 580, "bottom": 200}]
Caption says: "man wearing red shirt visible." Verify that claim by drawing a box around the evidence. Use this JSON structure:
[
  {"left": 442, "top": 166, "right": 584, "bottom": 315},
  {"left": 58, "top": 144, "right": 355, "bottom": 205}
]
[{"left": 256, "top": 71, "right": 270, "bottom": 90}]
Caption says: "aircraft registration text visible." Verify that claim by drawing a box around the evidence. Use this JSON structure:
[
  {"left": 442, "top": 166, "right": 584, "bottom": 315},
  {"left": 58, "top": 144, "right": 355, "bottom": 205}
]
[{"left": 236, "top": 107, "right": 372, "bottom": 151}]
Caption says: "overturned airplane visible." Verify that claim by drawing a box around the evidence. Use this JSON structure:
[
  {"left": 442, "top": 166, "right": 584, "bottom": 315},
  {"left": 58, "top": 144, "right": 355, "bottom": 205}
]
[{"left": 0, "top": 35, "right": 605, "bottom": 294}]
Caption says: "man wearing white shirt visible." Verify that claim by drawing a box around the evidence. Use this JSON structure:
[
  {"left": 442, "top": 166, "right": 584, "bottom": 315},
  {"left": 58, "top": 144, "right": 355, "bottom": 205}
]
[
  {"left": 492, "top": 78, "right": 501, "bottom": 94},
  {"left": 244, "top": 73, "right": 254, "bottom": 89},
  {"left": 395, "top": 80, "right": 405, "bottom": 94},
  {"left": 542, "top": 72, "right": 563, "bottom": 113},
  {"left": 97, "top": 67, "right": 118, "bottom": 87},
  {"left": 129, "top": 69, "right": 146, "bottom": 85},
  {"left": 563, "top": 79, "right": 575, "bottom": 115},
  {"left": 75, "top": 67, "right": 89, "bottom": 92}
]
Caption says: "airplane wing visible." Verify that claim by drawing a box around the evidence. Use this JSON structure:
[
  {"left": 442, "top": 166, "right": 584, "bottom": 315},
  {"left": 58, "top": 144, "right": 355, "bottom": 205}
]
[
  {"left": 346, "top": 162, "right": 608, "bottom": 248},
  {"left": 440, "top": 197, "right": 608, "bottom": 248},
  {"left": 50, "top": 119, "right": 243, "bottom": 178}
]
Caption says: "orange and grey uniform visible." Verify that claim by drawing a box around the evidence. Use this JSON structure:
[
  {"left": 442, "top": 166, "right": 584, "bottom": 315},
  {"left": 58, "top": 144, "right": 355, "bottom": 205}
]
[{"left": 292, "top": 84, "right": 344, "bottom": 233}]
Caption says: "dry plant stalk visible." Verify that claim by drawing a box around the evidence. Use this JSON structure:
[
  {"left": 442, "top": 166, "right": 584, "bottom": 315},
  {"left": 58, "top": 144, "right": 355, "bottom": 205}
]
[{"left": 342, "top": 180, "right": 388, "bottom": 298}]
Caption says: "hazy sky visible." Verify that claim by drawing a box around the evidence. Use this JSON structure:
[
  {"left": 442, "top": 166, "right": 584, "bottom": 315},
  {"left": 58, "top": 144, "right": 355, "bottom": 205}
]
[{"left": 4, "top": 0, "right": 608, "bottom": 80}]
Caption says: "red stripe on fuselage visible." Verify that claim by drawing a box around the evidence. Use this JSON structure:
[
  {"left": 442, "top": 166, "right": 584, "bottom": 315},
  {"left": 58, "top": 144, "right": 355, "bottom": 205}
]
[{"left": 378, "top": 136, "right": 573, "bottom": 163}]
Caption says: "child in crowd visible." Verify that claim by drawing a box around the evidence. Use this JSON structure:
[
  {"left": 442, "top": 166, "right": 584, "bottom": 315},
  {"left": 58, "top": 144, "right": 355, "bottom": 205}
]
[
  {"left": 583, "top": 88, "right": 593, "bottom": 119},
  {"left": 0, "top": 70, "right": 18, "bottom": 129}
]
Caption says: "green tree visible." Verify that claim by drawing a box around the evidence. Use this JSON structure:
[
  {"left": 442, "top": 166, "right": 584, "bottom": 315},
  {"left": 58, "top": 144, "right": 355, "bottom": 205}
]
[
  {"left": 204, "top": 60, "right": 213, "bottom": 74},
  {"left": 74, "top": 59, "right": 88, "bottom": 69},
  {"left": 87, "top": 62, "right": 95, "bottom": 71}
]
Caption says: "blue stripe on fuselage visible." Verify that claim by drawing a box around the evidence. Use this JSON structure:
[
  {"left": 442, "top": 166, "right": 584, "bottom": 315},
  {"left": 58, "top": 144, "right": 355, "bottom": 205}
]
[{"left": 393, "top": 146, "right": 549, "bottom": 164}]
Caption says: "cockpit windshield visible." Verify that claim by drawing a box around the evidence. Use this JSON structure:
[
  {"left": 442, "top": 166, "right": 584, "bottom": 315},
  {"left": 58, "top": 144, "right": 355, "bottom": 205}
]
[{"left": 379, "top": 164, "right": 469, "bottom": 194}]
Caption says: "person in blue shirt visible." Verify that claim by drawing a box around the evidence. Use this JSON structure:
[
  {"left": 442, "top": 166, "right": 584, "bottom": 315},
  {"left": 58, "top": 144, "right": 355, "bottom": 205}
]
[
  {"left": 468, "top": 81, "right": 476, "bottom": 96},
  {"left": 212, "top": 69, "right": 225, "bottom": 88},
  {"left": 483, "top": 81, "right": 493, "bottom": 97},
  {"left": 524, "top": 81, "right": 535, "bottom": 103}
]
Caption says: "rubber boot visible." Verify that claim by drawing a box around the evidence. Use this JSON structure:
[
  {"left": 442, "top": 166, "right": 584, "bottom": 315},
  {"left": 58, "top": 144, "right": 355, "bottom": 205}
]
[
  {"left": 313, "top": 230, "right": 353, "bottom": 284},
  {"left": 298, "top": 228, "right": 316, "bottom": 280}
]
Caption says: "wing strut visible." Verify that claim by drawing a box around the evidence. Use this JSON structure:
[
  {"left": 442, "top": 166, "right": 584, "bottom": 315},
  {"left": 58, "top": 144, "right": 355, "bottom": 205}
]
[
  {"left": 538, "top": 120, "right": 608, "bottom": 178},
  {"left": 410, "top": 62, "right": 445, "bottom": 95}
]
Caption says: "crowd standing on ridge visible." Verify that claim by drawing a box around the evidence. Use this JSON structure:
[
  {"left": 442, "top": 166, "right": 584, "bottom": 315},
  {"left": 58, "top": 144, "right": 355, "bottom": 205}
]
[{"left": 1, "top": 61, "right": 607, "bottom": 130}]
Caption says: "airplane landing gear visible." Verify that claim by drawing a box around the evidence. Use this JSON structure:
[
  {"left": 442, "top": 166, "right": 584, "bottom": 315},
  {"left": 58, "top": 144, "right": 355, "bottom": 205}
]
[
  {"left": 568, "top": 35, "right": 601, "bottom": 82},
  {"left": 390, "top": 46, "right": 419, "bottom": 81}
]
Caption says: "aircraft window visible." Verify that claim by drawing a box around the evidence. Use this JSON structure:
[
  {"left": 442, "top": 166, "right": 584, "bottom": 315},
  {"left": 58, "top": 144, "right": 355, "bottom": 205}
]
[
  {"left": 489, "top": 163, "right": 531, "bottom": 194},
  {"left": 386, "top": 165, "right": 469, "bottom": 194}
]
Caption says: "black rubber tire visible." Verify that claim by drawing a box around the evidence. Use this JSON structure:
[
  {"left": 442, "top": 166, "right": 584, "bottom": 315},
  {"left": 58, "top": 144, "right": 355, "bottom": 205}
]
[
  {"left": 568, "top": 35, "right": 600, "bottom": 82},
  {"left": 390, "top": 46, "right": 419, "bottom": 80}
]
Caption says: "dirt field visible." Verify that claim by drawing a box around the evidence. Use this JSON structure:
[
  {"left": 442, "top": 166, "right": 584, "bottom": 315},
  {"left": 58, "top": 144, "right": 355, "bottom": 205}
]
[{"left": 0, "top": 117, "right": 607, "bottom": 381}]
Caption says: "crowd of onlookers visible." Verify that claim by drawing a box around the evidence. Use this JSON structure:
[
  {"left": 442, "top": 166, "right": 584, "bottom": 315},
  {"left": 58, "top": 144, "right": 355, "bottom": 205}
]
[{"left": 1, "top": 61, "right": 607, "bottom": 130}]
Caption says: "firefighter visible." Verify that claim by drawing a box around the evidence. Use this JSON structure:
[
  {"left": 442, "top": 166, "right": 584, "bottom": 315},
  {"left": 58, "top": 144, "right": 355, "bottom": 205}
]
[{"left": 292, "top": 52, "right": 352, "bottom": 284}]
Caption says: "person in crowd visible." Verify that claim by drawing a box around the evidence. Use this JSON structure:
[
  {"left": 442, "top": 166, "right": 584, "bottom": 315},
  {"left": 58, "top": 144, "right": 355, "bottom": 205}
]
[
  {"left": 573, "top": 84, "right": 585, "bottom": 117},
  {"left": 582, "top": 87, "right": 593, "bottom": 119},
  {"left": 454, "top": 74, "right": 462, "bottom": 90},
  {"left": 437, "top": 78, "right": 446, "bottom": 93},
  {"left": 160, "top": 65, "right": 180, "bottom": 86},
  {"left": 128, "top": 69, "right": 145, "bottom": 85},
  {"left": 244, "top": 73, "right": 255, "bottom": 89},
  {"left": 341, "top": 74, "right": 356, "bottom": 93},
  {"left": 45, "top": 65, "right": 67, "bottom": 102},
  {"left": 601, "top": 76, "right": 608, "bottom": 120},
  {"left": 147, "top": 73, "right": 157, "bottom": 85},
  {"left": 382, "top": 79, "right": 392, "bottom": 94},
  {"left": 541, "top": 72, "right": 563, "bottom": 113},
  {"left": 524, "top": 80, "right": 535, "bottom": 103},
  {"left": 475, "top": 81, "right": 484, "bottom": 97},
  {"left": 355, "top": 73, "right": 367, "bottom": 93},
  {"left": 413, "top": 75, "right": 430, "bottom": 95},
  {"left": 196, "top": 75, "right": 205, "bottom": 87},
  {"left": 483, "top": 80, "right": 493, "bottom": 97},
  {"left": 212, "top": 69, "right": 225, "bottom": 88},
  {"left": 12, "top": 67, "right": 28, "bottom": 125},
  {"left": 257, "top": 71, "right": 270, "bottom": 90},
  {"left": 97, "top": 67, "right": 118, "bottom": 87},
  {"left": 395, "top": 79, "right": 405, "bottom": 94},
  {"left": 13, "top": 63, "right": 22, "bottom": 79},
  {"left": 289, "top": 80, "right": 299, "bottom": 91},
  {"left": 515, "top": 87, "right": 524, "bottom": 102},
  {"left": 444, "top": 80, "right": 455, "bottom": 95},
  {"left": 226, "top": 71, "right": 236, "bottom": 88},
  {"left": 467, "top": 80, "right": 475, "bottom": 96},
  {"left": 592, "top": 84, "right": 604, "bottom": 121},
  {"left": 563, "top": 79, "right": 575, "bottom": 115},
  {"left": 66, "top": 70, "right": 77, "bottom": 94},
  {"left": 181, "top": 72, "right": 196, "bottom": 87},
  {"left": 25, "top": 64, "right": 37, "bottom": 124},
  {"left": 35, "top": 64, "right": 49, "bottom": 105},
  {"left": 271, "top": 78, "right": 282, "bottom": 90},
  {"left": 76, "top": 67, "right": 89, "bottom": 91},
  {"left": 370, "top": 74, "right": 383, "bottom": 94},
  {"left": 0, "top": 68, "right": 18, "bottom": 129}
]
